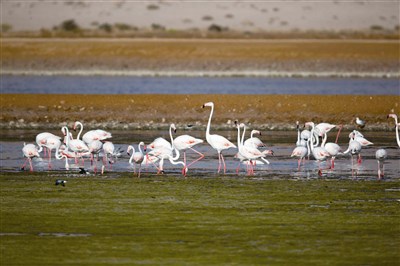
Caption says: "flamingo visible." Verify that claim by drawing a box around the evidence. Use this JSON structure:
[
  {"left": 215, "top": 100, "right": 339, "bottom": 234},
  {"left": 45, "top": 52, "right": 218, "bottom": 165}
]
[
  {"left": 103, "top": 141, "right": 121, "bottom": 172},
  {"left": 343, "top": 132, "right": 362, "bottom": 177},
  {"left": 145, "top": 124, "right": 187, "bottom": 176},
  {"left": 348, "top": 130, "right": 372, "bottom": 164},
  {"left": 21, "top": 143, "right": 40, "bottom": 172},
  {"left": 313, "top": 122, "right": 336, "bottom": 146},
  {"left": 387, "top": 114, "right": 400, "bottom": 147},
  {"left": 375, "top": 148, "right": 387, "bottom": 180},
  {"left": 62, "top": 126, "right": 89, "bottom": 167},
  {"left": 321, "top": 132, "right": 342, "bottom": 169},
  {"left": 291, "top": 122, "right": 308, "bottom": 170},
  {"left": 202, "top": 102, "right": 236, "bottom": 174},
  {"left": 236, "top": 123, "right": 268, "bottom": 175},
  {"left": 305, "top": 122, "right": 331, "bottom": 176},
  {"left": 35, "top": 132, "right": 61, "bottom": 157},
  {"left": 88, "top": 140, "right": 103, "bottom": 174},
  {"left": 127, "top": 142, "right": 145, "bottom": 178},
  {"left": 43, "top": 136, "right": 62, "bottom": 169},
  {"left": 172, "top": 124, "right": 204, "bottom": 168},
  {"left": 74, "top": 121, "right": 112, "bottom": 144},
  {"left": 243, "top": 129, "right": 267, "bottom": 149}
]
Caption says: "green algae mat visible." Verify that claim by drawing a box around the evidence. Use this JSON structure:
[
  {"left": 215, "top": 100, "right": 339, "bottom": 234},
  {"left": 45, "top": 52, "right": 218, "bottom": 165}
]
[{"left": 1, "top": 173, "right": 399, "bottom": 265}]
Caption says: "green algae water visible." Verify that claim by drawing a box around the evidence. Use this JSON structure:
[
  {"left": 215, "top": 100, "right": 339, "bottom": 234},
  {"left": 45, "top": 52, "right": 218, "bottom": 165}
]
[{"left": 1, "top": 172, "right": 399, "bottom": 265}]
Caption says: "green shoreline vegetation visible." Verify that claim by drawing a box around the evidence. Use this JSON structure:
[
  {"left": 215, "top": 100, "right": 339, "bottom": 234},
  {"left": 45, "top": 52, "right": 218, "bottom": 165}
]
[{"left": 1, "top": 172, "right": 399, "bottom": 265}]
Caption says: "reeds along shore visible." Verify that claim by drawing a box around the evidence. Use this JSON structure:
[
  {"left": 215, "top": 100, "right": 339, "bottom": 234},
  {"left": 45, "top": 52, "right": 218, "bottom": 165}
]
[{"left": 1, "top": 94, "right": 398, "bottom": 130}]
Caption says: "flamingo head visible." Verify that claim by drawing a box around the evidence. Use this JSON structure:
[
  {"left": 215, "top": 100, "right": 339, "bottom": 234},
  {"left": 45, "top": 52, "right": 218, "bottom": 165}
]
[
  {"left": 170, "top": 123, "right": 176, "bottom": 133},
  {"left": 202, "top": 102, "right": 214, "bottom": 108},
  {"left": 304, "top": 122, "right": 314, "bottom": 128},
  {"left": 388, "top": 113, "right": 398, "bottom": 123},
  {"left": 252, "top": 130, "right": 261, "bottom": 136}
]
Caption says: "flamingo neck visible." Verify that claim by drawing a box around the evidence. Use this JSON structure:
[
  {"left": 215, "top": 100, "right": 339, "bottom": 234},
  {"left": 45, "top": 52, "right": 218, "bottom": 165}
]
[
  {"left": 236, "top": 124, "right": 241, "bottom": 149},
  {"left": 396, "top": 123, "right": 400, "bottom": 147},
  {"left": 128, "top": 145, "right": 135, "bottom": 164},
  {"left": 241, "top": 125, "right": 246, "bottom": 147},
  {"left": 75, "top": 121, "right": 84, "bottom": 140},
  {"left": 309, "top": 123, "right": 315, "bottom": 152},
  {"left": 138, "top": 143, "right": 143, "bottom": 154},
  {"left": 169, "top": 125, "right": 175, "bottom": 148},
  {"left": 206, "top": 104, "right": 214, "bottom": 139},
  {"left": 321, "top": 133, "right": 328, "bottom": 147},
  {"left": 62, "top": 127, "right": 70, "bottom": 148},
  {"left": 296, "top": 126, "right": 301, "bottom": 145}
]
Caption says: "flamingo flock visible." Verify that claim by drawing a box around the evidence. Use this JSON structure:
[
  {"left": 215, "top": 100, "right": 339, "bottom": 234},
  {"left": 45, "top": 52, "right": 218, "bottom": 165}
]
[{"left": 20, "top": 103, "right": 398, "bottom": 180}]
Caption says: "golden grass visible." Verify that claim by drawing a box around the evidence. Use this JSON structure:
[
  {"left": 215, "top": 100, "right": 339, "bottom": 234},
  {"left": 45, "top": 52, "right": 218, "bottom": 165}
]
[
  {"left": 2, "top": 38, "right": 399, "bottom": 61},
  {"left": 1, "top": 94, "right": 398, "bottom": 129}
]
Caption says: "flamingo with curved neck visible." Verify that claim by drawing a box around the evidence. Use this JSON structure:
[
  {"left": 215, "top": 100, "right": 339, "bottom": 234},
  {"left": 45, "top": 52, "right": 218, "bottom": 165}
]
[{"left": 202, "top": 102, "right": 236, "bottom": 174}]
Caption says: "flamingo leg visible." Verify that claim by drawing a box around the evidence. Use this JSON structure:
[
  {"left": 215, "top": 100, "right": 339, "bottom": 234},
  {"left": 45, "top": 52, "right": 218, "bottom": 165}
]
[
  {"left": 220, "top": 153, "right": 227, "bottom": 174},
  {"left": 28, "top": 158, "right": 34, "bottom": 172},
  {"left": 21, "top": 158, "right": 29, "bottom": 170},
  {"left": 297, "top": 159, "right": 301, "bottom": 171},
  {"left": 48, "top": 150, "right": 52, "bottom": 170},
  {"left": 358, "top": 154, "right": 362, "bottom": 164},
  {"left": 236, "top": 161, "right": 241, "bottom": 174},
  {"left": 217, "top": 152, "right": 222, "bottom": 173},
  {"left": 186, "top": 147, "right": 205, "bottom": 168},
  {"left": 138, "top": 164, "right": 141, "bottom": 178}
]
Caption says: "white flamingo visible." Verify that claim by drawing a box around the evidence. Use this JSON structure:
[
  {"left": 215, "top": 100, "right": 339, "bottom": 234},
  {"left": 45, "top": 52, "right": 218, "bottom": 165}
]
[
  {"left": 62, "top": 126, "right": 89, "bottom": 167},
  {"left": 321, "top": 132, "right": 342, "bottom": 169},
  {"left": 74, "top": 121, "right": 112, "bottom": 144},
  {"left": 21, "top": 143, "right": 40, "bottom": 172},
  {"left": 172, "top": 125, "right": 204, "bottom": 168},
  {"left": 202, "top": 102, "right": 236, "bottom": 174},
  {"left": 291, "top": 122, "right": 308, "bottom": 170},
  {"left": 88, "top": 140, "right": 103, "bottom": 174},
  {"left": 387, "top": 114, "right": 400, "bottom": 147},
  {"left": 375, "top": 148, "right": 387, "bottom": 180},
  {"left": 343, "top": 132, "right": 362, "bottom": 177},
  {"left": 145, "top": 124, "right": 187, "bottom": 176},
  {"left": 243, "top": 129, "right": 266, "bottom": 149},
  {"left": 127, "top": 142, "right": 145, "bottom": 178},
  {"left": 43, "top": 136, "right": 62, "bottom": 169},
  {"left": 35, "top": 132, "right": 61, "bottom": 158},
  {"left": 305, "top": 122, "right": 331, "bottom": 176}
]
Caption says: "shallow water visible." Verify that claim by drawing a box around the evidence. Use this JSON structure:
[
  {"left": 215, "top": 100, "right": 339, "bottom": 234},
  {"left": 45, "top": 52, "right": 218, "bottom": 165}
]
[
  {"left": 2, "top": 129, "right": 399, "bottom": 179},
  {"left": 1, "top": 75, "right": 399, "bottom": 95}
]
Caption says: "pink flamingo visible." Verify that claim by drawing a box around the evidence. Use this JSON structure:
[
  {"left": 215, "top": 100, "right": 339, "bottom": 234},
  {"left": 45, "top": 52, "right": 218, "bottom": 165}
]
[
  {"left": 21, "top": 143, "right": 40, "bottom": 172},
  {"left": 62, "top": 126, "right": 89, "bottom": 167},
  {"left": 88, "top": 140, "right": 103, "bottom": 174},
  {"left": 236, "top": 122, "right": 268, "bottom": 175},
  {"left": 202, "top": 102, "right": 236, "bottom": 174},
  {"left": 172, "top": 125, "right": 204, "bottom": 168},
  {"left": 306, "top": 122, "right": 331, "bottom": 176},
  {"left": 291, "top": 122, "right": 307, "bottom": 170},
  {"left": 343, "top": 132, "right": 362, "bottom": 177},
  {"left": 74, "top": 121, "right": 112, "bottom": 144},
  {"left": 375, "top": 148, "right": 387, "bottom": 180},
  {"left": 35, "top": 132, "right": 61, "bottom": 158},
  {"left": 127, "top": 142, "right": 145, "bottom": 178},
  {"left": 43, "top": 136, "right": 62, "bottom": 170}
]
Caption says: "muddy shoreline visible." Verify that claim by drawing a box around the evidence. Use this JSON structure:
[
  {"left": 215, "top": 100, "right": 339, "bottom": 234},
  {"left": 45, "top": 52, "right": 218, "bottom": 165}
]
[{"left": 1, "top": 94, "right": 398, "bottom": 131}]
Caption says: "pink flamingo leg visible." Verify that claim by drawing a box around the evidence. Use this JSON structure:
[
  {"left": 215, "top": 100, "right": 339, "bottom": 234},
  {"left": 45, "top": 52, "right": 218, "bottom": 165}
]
[
  {"left": 28, "top": 158, "right": 34, "bottom": 172},
  {"left": 297, "top": 159, "right": 301, "bottom": 171},
  {"left": 21, "top": 158, "right": 29, "bottom": 170},
  {"left": 220, "top": 153, "right": 227, "bottom": 174},
  {"left": 217, "top": 152, "right": 222, "bottom": 173},
  {"left": 186, "top": 147, "right": 205, "bottom": 168}
]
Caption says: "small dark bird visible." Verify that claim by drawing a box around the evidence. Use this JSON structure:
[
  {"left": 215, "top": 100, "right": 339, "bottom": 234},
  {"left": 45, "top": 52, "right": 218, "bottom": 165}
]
[
  {"left": 79, "top": 168, "right": 87, "bottom": 174},
  {"left": 55, "top": 179, "right": 67, "bottom": 186},
  {"left": 355, "top": 117, "right": 366, "bottom": 128}
]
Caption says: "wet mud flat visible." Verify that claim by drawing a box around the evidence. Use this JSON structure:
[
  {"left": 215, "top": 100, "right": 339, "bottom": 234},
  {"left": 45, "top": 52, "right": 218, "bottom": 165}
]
[
  {"left": 1, "top": 94, "right": 399, "bottom": 130},
  {"left": 1, "top": 172, "right": 399, "bottom": 265}
]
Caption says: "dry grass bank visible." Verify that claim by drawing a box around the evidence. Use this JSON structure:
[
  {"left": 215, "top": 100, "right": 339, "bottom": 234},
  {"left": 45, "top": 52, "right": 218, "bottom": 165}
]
[
  {"left": 2, "top": 38, "right": 398, "bottom": 72},
  {"left": 1, "top": 94, "right": 398, "bottom": 130}
]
